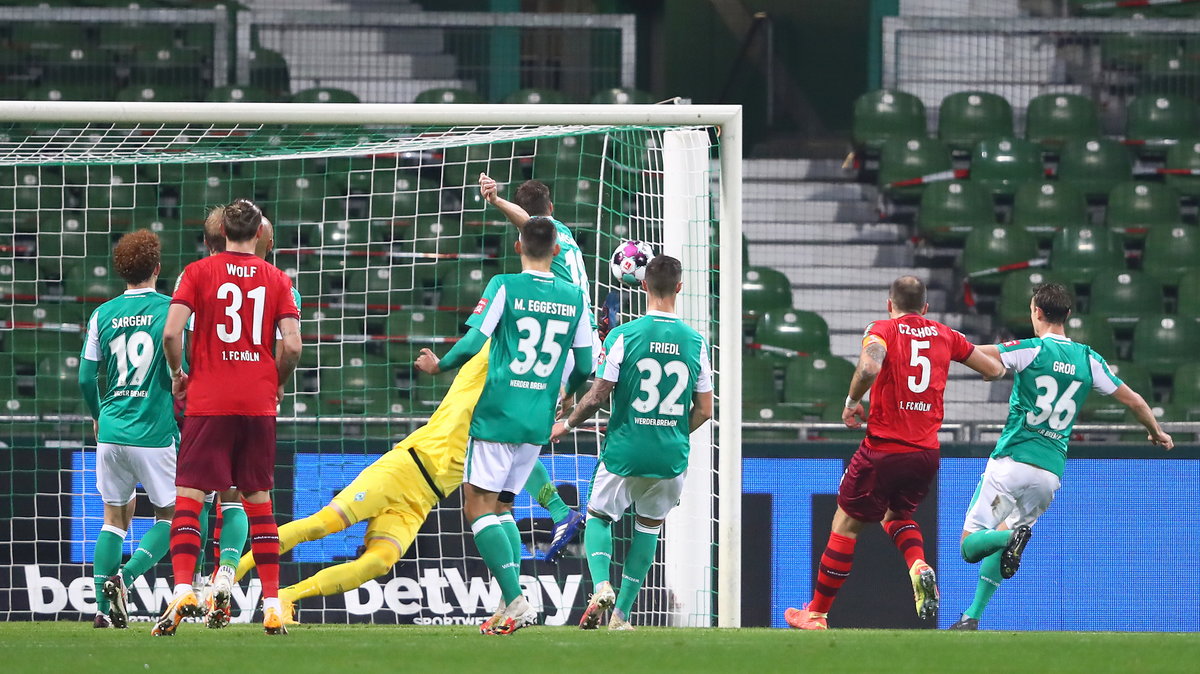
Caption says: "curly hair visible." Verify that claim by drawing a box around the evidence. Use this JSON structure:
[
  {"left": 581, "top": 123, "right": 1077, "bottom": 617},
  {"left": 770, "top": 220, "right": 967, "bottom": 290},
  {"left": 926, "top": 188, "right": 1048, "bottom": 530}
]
[
  {"left": 113, "top": 229, "right": 161, "bottom": 285},
  {"left": 222, "top": 198, "right": 263, "bottom": 243}
]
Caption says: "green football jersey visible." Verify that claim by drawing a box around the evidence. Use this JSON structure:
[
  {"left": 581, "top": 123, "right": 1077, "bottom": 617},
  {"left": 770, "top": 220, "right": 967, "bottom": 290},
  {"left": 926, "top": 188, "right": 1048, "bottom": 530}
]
[
  {"left": 81, "top": 288, "right": 177, "bottom": 448},
  {"left": 993, "top": 333, "right": 1123, "bottom": 477},
  {"left": 548, "top": 218, "right": 597, "bottom": 330},
  {"left": 598, "top": 311, "right": 713, "bottom": 479},
  {"left": 466, "top": 270, "right": 591, "bottom": 445}
]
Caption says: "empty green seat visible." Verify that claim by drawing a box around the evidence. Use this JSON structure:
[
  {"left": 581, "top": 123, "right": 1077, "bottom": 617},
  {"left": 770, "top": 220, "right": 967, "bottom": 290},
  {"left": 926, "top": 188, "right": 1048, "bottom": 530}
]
[
  {"left": 385, "top": 308, "right": 460, "bottom": 364},
  {"left": 414, "top": 87, "right": 484, "bottom": 104},
  {"left": 369, "top": 172, "right": 442, "bottom": 225},
  {"left": 1050, "top": 224, "right": 1125, "bottom": 287},
  {"left": 742, "top": 355, "right": 781, "bottom": 405},
  {"left": 1163, "top": 139, "right": 1200, "bottom": 199},
  {"left": 1173, "top": 361, "right": 1200, "bottom": 408},
  {"left": 961, "top": 225, "right": 1040, "bottom": 290},
  {"left": 25, "top": 84, "right": 112, "bottom": 101},
  {"left": 970, "top": 137, "right": 1044, "bottom": 199},
  {"left": 755, "top": 310, "right": 830, "bottom": 357},
  {"left": 502, "top": 88, "right": 567, "bottom": 105},
  {"left": 1011, "top": 181, "right": 1087, "bottom": 242},
  {"left": 318, "top": 355, "right": 397, "bottom": 416},
  {"left": 591, "top": 88, "right": 655, "bottom": 105},
  {"left": 319, "top": 219, "right": 372, "bottom": 247},
  {"left": 878, "top": 137, "right": 954, "bottom": 203},
  {"left": 10, "top": 21, "right": 89, "bottom": 49},
  {"left": 1132, "top": 315, "right": 1200, "bottom": 376},
  {"left": 291, "top": 88, "right": 359, "bottom": 104},
  {"left": 207, "top": 85, "right": 275, "bottom": 103},
  {"left": 1089, "top": 270, "right": 1164, "bottom": 323},
  {"left": 1081, "top": 360, "right": 1153, "bottom": 421},
  {"left": 1142, "top": 225, "right": 1200, "bottom": 286},
  {"left": 35, "top": 353, "right": 82, "bottom": 412},
  {"left": 1065, "top": 314, "right": 1118, "bottom": 361},
  {"left": 1126, "top": 95, "right": 1200, "bottom": 157},
  {"left": 0, "top": 259, "right": 40, "bottom": 298},
  {"left": 1025, "top": 93, "right": 1101, "bottom": 151},
  {"left": 742, "top": 403, "right": 805, "bottom": 441},
  {"left": 742, "top": 266, "right": 793, "bottom": 319},
  {"left": 267, "top": 174, "right": 340, "bottom": 224},
  {"left": 1057, "top": 138, "right": 1133, "bottom": 201},
  {"left": 851, "top": 89, "right": 927, "bottom": 153},
  {"left": 938, "top": 91, "right": 1013, "bottom": 153},
  {"left": 130, "top": 48, "right": 204, "bottom": 91},
  {"left": 915, "top": 180, "right": 993, "bottom": 244},
  {"left": 1178, "top": 269, "right": 1200, "bottom": 316},
  {"left": 249, "top": 48, "right": 290, "bottom": 98},
  {"left": 998, "top": 269, "right": 1067, "bottom": 335},
  {"left": 115, "top": 85, "right": 195, "bottom": 102},
  {"left": 1105, "top": 181, "right": 1181, "bottom": 239},
  {"left": 782, "top": 355, "right": 855, "bottom": 413},
  {"left": 437, "top": 262, "right": 495, "bottom": 312}
]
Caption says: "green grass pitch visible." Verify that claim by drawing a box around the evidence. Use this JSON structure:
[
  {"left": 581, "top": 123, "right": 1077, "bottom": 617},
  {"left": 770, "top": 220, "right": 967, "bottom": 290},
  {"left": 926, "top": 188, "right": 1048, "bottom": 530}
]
[{"left": 2, "top": 622, "right": 1199, "bottom": 674}]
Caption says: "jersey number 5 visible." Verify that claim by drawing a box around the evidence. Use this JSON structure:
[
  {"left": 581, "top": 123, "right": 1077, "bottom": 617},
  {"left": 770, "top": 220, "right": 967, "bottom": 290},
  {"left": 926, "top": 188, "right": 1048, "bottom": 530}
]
[
  {"left": 907, "top": 339, "right": 931, "bottom": 393},
  {"left": 511, "top": 316, "right": 569, "bottom": 377},
  {"left": 631, "top": 358, "right": 689, "bottom": 416},
  {"left": 216, "top": 283, "right": 266, "bottom": 345}
]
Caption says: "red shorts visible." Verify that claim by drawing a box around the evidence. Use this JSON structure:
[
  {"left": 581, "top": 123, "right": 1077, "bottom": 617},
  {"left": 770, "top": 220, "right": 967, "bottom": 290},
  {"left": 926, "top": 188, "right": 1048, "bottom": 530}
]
[
  {"left": 837, "top": 442, "right": 939, "bottom": 523},
  {"left": 176, "top": 416, "right": 278, "bottom": 493}
]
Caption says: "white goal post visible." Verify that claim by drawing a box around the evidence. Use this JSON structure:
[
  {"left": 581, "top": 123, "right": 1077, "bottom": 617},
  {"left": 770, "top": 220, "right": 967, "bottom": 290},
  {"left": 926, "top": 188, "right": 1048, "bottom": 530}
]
[{"left": 0, "top": 101, "right": 744, "bottom": 628}]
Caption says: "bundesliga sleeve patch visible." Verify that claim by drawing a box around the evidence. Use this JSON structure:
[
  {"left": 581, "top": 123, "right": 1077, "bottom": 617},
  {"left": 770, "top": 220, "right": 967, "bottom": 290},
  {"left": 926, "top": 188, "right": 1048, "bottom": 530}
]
[
  {"left": 1003, "top": 339, "right": 1021, "bottom": 347},
  {"left": 473, "top": 298, "right": 488, "bottom": 315}
]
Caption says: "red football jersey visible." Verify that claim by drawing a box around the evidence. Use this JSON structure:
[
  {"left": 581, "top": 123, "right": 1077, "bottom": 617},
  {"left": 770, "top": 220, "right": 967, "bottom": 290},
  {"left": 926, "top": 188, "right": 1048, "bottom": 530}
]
[
  {"left": 171, "top": 251, "right": 299, "bottom": 416},
  {"left": 862, "top": 314, "right": 974, "bottom": 453}
]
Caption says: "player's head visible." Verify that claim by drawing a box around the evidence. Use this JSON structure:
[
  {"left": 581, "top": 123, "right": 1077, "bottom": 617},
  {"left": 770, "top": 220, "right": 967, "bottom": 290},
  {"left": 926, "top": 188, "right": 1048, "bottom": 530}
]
[
  {"left": 1030, "top": 282, "right": 1072, "bottom": 327},
  {"left": 112, "top": 228, "right": 162, "bottom": 287},
  {"left": 642, "top": 254, "right": 682, "bottom": 299},
  {"left": 221, "top": 198, "right": 264, "bottom": 243},
  {"left": 203, "top": 205, "right": 226, "bottom": 253},
  {"left": 516, "top": 216, "right": 561, "bottom": 261},
  {"left": 887, "top": 275, "right": 928, "bottom": 316},
  {"left": 515, "top": 180, "right": 553, "bottom": 217},
  {"left": 254, "top": 216, "right": 275, "bottom": 258}
]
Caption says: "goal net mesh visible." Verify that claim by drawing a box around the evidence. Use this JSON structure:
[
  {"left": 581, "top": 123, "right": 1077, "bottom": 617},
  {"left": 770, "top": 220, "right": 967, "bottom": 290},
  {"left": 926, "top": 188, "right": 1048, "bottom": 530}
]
[{"left": 0, "top": 118, "right": 723, "bottom": 627}]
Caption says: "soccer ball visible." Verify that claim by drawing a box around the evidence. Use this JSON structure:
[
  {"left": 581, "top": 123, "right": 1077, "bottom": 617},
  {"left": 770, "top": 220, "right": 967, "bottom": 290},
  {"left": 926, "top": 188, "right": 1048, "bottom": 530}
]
[{"left": 610, "top": 240, "right": 655, "bottom": 285}]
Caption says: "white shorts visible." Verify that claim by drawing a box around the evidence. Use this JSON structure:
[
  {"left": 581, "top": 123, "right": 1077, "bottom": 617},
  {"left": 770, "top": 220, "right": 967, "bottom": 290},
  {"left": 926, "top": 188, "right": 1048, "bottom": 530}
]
[
  {"left": 561, "top": 329, "right": 605, "bottom": 387},
  {"left": 962, "top": 456, "right": 1061, "bottom": 533},
  {"left": 464, "top": 438, "right": 542, "bottom": 494},
  {"left": 96, "top": 441, "right": 178, "bottom": 509},
  {"left": 587, "top": 460, "right": 685, "bottom": 521}
]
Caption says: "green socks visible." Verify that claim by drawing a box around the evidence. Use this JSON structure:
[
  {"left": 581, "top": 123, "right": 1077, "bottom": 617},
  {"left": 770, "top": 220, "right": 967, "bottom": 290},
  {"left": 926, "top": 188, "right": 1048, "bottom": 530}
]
[
  {"left": 218, "top": 502, "right": 249, "bottom": 570},
  {"left": 615, "top": 522, "right": 661, "bottom": 617},
  {"left": 962, "top": 529, "right": 1012, "bottom": 564},
  {"left": 93, "top": 525, "right": 125, "bottom": 614},
  {"left": 195, "top": 497, "right": 213, "bottom": 579},
  {"left": 526, "top": 461, "right": 571, "bottom": 523},
  {"left": 120, "top": 519, "right": 171, "bottom": 586},
  {"left": 497, "top": 512, "right": 523, "bottom": 567},
  {"left": 965, "top": 550, "right": 1004, "bottom": 620},
  {"left": 471, "top": 514, "right": 524, "bottom": 603},
  {"left": 583, "top": 515, "right": 613, "bottom": 586}
]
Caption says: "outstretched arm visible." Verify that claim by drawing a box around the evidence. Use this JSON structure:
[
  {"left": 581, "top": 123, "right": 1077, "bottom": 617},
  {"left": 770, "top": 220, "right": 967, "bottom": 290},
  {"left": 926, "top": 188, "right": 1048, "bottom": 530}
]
[
  {"left": 416, "top": 327, "right": 488, "bottom": 374},
  {"left": 480, "top": 172, "right": 531, "bottom": 229},
  {"left": 1112, "top": 384, "right": 1174, "bottom": 450},
  {"left": 962, "top": 346, "right": 1006, "bottom": 381}
]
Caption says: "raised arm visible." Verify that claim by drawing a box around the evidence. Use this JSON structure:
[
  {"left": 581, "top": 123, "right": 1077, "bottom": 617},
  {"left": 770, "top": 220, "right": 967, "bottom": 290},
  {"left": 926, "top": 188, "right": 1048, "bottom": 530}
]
[
  {"left": 1111, "top": 384, "right": 1174, "bottom": 451},
  {"left": 479, "top": 172, "right": 531, "bottom": 229},
  {"left": 843, "top": 340, "right": 885, "bottom": 428},
  {"left": 962, "top": 346, "right": 1006, "bottom": 381}
]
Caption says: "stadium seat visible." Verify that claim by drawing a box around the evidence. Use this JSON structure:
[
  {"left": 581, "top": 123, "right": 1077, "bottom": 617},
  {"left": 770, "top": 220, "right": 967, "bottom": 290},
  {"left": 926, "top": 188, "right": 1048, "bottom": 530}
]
[
  {"left": 437, "top": 262, "right": 496, "bottom": 313},
  {"left": 291, "top": 88, "right": 359, "bottom": 104},
  {"left": 384, "top": 308, "right": 460, "bottom": 364},
  {"left": 9, "top": 21, "right": 89, "bottom": 50},
  {"left": 961, "top": 224, "right": 1040, "bottom": 290},
  {"left": 1049, "top": 224, "right": 1126, "bottom": 287},
  {"left": 1132, "top": 314, "right": 1200, "bottom": 376},
  {"left": 368, "top": 171, "right": 442, "bottom": 225},
  {"left": 938, "top": 91, "right": 1013, "bottom": 153},
  {"left": 0, "top": 259, "right": 40, "bottom": 298},
  {"left": 248, "top": 48, "right": 290, "bottom": 98},
  {"left": 1081, "top": 360, "right": 1152, "bottom": 421},
  {"left": 97, "top": 22, "right": 177, "bottom": 51},
  {"left": 742, "top": 355, "right": 781, "bottom": 405},
  {"left": 1105, "top": 181, "right": 1181, "bottom": 239},
  {"left": 1142, "top": 225, "right": 1200, "bottom": 286},
  {"left": 1172, "top": 361, "right": 1200, "bottom": 409},
  {"left": 755, "top": 310, "right": 830, "bottom": 357},
  {"left": 25, "top": 84, "right": 113, "bottom": 101},
  {"left": 877, "top": 137, "right": 953, "bottom": 204},
  {"left": 115, "top": 85, "right": 196, "bottom": 103},
  {"left": 851, "top": 89, "right": 927, "bottom": 153},
  {"left": 269, "top": 174, "right": 343, "bottom": 224},
  {"left": 35, "top": 353, "right": 82, "bottom": 412},
  {"left": 1089, "top": 270, "right": 1164, "bottom": 324},
  {"left": 782, "top": 355, "right": 855, "bottom": 413},
  {"left": 742, "top": 403, "right": 805, "bottom": 441},
  {"left": 1056, "top": 138, "right": 1133, "bottom": 201},
  {"left": 207, "top": 86, "right": 275, "bottom": 103},
  {"left": 176, "top": 169, "right": 250, "bottom": 224},
  {"left": 1144, "top": 52, "right": 1200, "bottom": 101},
  {"left": 998, "top": 269, "right": 1067, "bottom": 335},
  {"left": 591, "top": 88, "right": 655, "bottom": 104},
  {"left": 502, "top": 88, "right": 568, "bottom": 105},
  {"left": 742, "top": 266, "right": 793, "bottom": 321},
  {"left": 970, "top": 137, "right": 1044, "bottom": 199},
  {"left": 130, "top": 48, "right": 204, "bottom": 92},
  {"left": 1163, "top": 139, "right": 1200, "bottom": 199},
  {"left": 1177, "top": 268, "right": 1200, "bottom": 316},
  {"left": 915, "top": 180, "right": 994, "bottom": 244},
  {"left": 1025, "top": 93, "right": 1101, "bottom": 151},
  {"left": 1126, "top": 95, "right": 1200, "bottom": 157},
  {"left": 318, "top": 355, "right": 397, "bottom": 416},
  {"left": 318, "top": 218, "right": 372, "bottom": 248},
  {"left": 1065, "top": 314, "right": 1119, "bottom": 361},
  {"left": 1011, "top": 181, "right": 1088, "bottom": 242},
  {"left": 414, "top": 87, "right": 485, "bottom": 104},
  {"left": 0, "top": 167, "right": 64, "bottom": 227}
]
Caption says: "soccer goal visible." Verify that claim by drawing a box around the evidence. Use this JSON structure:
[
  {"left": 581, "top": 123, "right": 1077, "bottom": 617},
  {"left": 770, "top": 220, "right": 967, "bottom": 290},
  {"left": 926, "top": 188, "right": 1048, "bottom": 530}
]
[{"left": 0, "top": 101, "right": 743, "bottom": 628}]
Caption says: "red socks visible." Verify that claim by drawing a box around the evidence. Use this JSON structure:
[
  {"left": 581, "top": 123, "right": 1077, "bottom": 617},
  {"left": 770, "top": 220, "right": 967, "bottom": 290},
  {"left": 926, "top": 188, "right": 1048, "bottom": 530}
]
[
  {"left": 170, "top": 495, "right": 203, "bottom": 588},
  {"left": 244, "top": 499, "right": 280, "bottom": 599},
  {"left": 810, "top": 532, "right": 856, "bottom": 614},
  {"left": 883, "top": 519, "right": 927, "bottom": 569}
]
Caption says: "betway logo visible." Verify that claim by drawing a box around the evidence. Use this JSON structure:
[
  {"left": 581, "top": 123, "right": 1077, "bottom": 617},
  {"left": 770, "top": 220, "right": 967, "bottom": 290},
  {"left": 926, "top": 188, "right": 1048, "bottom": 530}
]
[
  {"left": 344, "top": 568, "right": 582, "bottom": 626},
  {"left": 22, "top": 565, "right": 259, "bottom": 623}
]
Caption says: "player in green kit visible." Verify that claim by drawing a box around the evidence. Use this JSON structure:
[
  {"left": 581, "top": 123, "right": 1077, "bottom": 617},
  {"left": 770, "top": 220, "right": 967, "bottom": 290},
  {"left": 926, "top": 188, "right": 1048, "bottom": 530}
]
[
  {"left": 79, "top": 230, "right": 178, "bottom": 629},
  {"left": 550, "top": 255, "right": 715, "bottom": 631},
  {"left": 479, "top": 174, "right": 601, "bottom": 559},
  {"left": 949, "top": 283, "right": 1173, "bottom": 630},
  {"left": 415, "top": 217, "right": 593, "bottom": 635}
]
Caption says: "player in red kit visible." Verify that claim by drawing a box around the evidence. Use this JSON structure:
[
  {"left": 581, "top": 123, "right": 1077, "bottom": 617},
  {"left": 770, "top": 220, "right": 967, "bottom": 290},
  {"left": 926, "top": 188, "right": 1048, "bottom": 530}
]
[
  {"left": 153, "top": 199, "right": 302, "bottom": 636},
  {"left": 785, "top": 276, "right": 1004, "bottom": 630}
]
